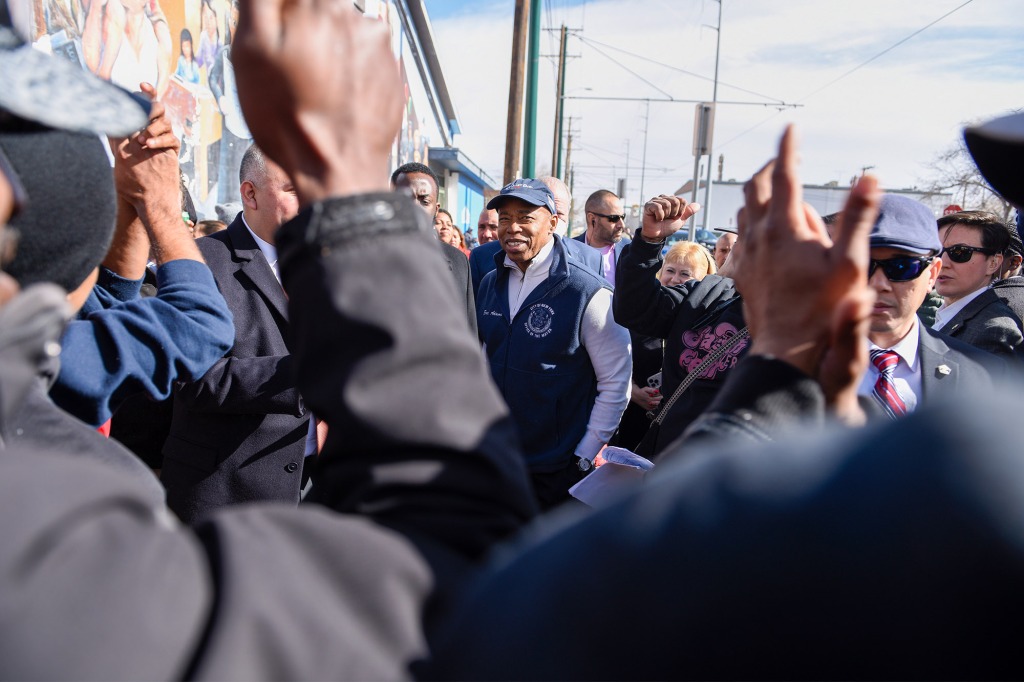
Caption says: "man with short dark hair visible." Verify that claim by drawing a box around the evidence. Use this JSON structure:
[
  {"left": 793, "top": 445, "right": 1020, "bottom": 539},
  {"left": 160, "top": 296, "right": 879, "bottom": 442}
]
[
  {"left": 391, "top": 161, "right": 476, "bottom": 333},
  {"left": 577, "top": 188, "right": 628, "bottom": 284},
  {"left": 932, "top": 210, "right": 1023, "bottom": 359},
  {"left": 477, "top": 178, "right": 630, "bottom": 509}
]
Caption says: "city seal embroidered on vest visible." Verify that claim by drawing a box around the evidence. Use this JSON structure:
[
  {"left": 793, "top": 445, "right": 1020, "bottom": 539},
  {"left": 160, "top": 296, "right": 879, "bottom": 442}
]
[{"left": 525, "top": 303, "right": 555, "bottom": 338}]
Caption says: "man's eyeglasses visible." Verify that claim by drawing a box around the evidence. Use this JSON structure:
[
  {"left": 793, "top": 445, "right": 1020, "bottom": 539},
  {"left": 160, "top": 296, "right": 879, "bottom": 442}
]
[
  {"left": 868, "top": 256, "right": 933, "bottom": 282},
  {"left": 940, "top": 244, "right": 995, "bottom": 263},
  {"left": 591, "top": 212, "right": 625, "bottom": 223}
]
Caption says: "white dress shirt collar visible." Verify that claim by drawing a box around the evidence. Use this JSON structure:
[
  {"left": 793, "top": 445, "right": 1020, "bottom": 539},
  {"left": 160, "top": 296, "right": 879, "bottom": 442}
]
[
  {"left": 933, "top": 284, "right": 990, "bottom": 330},
  {"left": 241, "top": 214, "right": 280, "bottom": 282}
]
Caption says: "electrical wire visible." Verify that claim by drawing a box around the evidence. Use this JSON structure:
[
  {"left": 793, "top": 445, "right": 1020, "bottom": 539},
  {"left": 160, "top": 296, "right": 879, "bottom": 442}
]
[
  {"left": 578, "top": 34, "right": 786, "bottom": 104},
  {"left": 577, "top": 37, "right": 676, "bottom": 100},
  {"left": 797, "top": 0, "right": 976, "bottom": 102}
]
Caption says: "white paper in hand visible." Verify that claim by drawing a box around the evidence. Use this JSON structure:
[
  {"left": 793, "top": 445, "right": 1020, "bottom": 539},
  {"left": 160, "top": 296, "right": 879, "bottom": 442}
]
[{"left": 568, "top": 447, "right": 655, "bottom": 507}]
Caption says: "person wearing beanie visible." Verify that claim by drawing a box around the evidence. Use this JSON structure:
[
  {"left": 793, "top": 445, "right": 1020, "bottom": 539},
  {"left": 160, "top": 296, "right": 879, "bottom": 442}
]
[
  {"left": 857, "top": 195, "right": 1000, "bottom": 420},
  {"left": 0, "top": 94, "right": 234, "bottom": 432},
  {"left": 932, "top": 210, "right": 1023, "bottom": 360}
]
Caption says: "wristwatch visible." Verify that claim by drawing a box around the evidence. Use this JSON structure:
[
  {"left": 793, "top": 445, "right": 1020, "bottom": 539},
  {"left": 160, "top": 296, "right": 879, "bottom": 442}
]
[{"left": 576, "top": 456, "right": 593, "bottom": 473}]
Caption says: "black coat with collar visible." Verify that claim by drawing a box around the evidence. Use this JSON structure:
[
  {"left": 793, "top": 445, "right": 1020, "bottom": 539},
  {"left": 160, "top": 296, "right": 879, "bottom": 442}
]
[
  {"left": 161, "top": 214, "right": 310, "bottom": 524},
  {"left": 935, "top": 288, "right": 1023, "bottom": 360},
  {"left": 438, "top": 240, "right": 478, "bottom": 335},
  {"left": 991, "top": 276, "right": 1024, "bottom": 323}
]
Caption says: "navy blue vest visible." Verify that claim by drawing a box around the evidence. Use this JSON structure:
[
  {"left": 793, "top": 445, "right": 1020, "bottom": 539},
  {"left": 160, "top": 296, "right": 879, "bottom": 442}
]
[{"left": 477, "top": 236, "right": 610, "bottom": 471}]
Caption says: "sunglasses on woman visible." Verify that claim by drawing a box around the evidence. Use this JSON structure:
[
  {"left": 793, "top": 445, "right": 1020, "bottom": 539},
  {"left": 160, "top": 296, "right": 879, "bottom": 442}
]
[
  {"left": 940, "top": 244, "right": 995, "bottom": 263},
  {"left": 868, "top": 256, "right": 933, "bottom": 282}
]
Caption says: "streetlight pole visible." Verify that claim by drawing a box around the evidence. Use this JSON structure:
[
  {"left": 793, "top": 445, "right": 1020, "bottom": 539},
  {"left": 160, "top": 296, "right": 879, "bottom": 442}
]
[
  {"left": 552, "top": 25, "right": 568, "bottom": 178},
  {"left": 701, "top": 0, "right": 722, "bottom": 232}
]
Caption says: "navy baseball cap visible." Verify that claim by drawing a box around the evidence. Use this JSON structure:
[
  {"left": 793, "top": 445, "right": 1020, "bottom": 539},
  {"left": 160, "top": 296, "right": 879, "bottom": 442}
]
[
  {"left": 487, "top": 178, "right": 557, "bottom": 215},
  {"left": 964, "top": 113, "right": 1024, "bottom": 209},
  {"left": 870, "top": 194, "right": 941, "bottom": 256}
]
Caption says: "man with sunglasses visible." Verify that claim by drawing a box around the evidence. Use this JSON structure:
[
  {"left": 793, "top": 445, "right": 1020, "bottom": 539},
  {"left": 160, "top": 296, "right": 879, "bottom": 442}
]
[
  {"left": 859, "top": 195, "right": 999, "bottom": 418},
  {"left": 931, "top": 210, "right": 1023, "bottom": 359},
  {"left": 578, "top": 189, "right": 629, "bottom": 285}
]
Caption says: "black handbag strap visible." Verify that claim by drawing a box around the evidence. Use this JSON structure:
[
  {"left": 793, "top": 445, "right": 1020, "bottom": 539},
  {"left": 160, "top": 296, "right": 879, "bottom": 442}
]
[{"left": 650, "top": 326, "right": 750, "bottom": 426}]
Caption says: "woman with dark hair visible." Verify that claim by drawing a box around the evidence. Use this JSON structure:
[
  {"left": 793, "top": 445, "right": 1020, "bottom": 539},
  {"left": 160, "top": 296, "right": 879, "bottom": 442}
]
[{"left": 174, "top": 28, "right": 200, "bottom": 84}]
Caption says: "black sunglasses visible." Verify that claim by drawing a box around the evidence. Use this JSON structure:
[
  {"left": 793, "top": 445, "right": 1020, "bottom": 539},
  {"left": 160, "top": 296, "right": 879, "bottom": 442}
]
[
  {"left": 940, "top": 244, "right": 995, "bottom": 263},
  {"left": 591, "top": 212, "right": 625, "bottom": 223},
  {"left": 868, "top": 256, "right": 933, "bottom": 282}
]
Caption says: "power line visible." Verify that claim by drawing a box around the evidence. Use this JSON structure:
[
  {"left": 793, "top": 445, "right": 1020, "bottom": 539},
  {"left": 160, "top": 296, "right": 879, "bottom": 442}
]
[
  {"left": 578, "top": 34, "right": 787, "bottom": 105},
  {"left": 720, "top": 0, "right": 976, "bottom": 152},
  {"left": 575, "top": 34, "right": 676, "bottom": 100},
  {"left": 798, "top": 0, "right": 976, "bottom": 102}
]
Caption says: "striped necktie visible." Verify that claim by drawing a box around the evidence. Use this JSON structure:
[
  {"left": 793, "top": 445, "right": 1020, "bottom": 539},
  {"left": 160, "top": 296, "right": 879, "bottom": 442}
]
[{"left": 870, "top": 349, "right": 907, "bottom": 420}]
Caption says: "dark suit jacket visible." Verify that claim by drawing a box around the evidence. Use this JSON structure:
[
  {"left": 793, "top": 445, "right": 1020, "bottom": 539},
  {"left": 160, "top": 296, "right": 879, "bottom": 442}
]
[
  {"left": 918, "top": 323, "right": 1000, "bottom": 399},
  {"left": 936, "top": 287, "right": 1023, "bottom": 359},
  {"left": 991, "top": 276, "right": 1024, "bottom": 323},
  {"left": 161, "top": 215, "right": 310, "bottom": 524},
  {"left": 439, "top": 240, "right": 477, "bottom": 334},
  {"left": 574, "top": 232, "right": 628, "bottom": 280},
  {"left": 470, "top": 236, "right": 602, "bottom": 294}
]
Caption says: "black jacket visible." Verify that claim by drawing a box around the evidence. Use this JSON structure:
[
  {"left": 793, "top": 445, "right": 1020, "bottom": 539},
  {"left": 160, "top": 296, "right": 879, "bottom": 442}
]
[{"left": 613, "top": 232, "right": 749, "bottom": 455}]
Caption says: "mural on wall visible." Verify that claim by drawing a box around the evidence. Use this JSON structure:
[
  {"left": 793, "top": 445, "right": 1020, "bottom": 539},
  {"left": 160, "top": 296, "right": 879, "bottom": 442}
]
[{"left": 26, "top": 0, "right": 436, "bottom": 220}]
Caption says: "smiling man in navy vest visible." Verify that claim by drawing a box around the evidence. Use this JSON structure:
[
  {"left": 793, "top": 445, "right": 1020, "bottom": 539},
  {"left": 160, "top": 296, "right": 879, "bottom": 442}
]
[{"left": 477, "top": 179, "right": 631, "bottom": 510}]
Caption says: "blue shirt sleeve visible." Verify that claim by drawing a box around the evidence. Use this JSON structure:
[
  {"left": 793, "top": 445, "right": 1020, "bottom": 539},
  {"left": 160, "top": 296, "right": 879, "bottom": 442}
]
[{"left": 50, "top": 259, "right": 235, "bottom": 426}]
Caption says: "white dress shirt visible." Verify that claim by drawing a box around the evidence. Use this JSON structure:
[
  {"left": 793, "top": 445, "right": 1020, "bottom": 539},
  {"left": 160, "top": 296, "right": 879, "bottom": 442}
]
[
  {"left": 933, "top": 285, "right": 990, "bottom": 330},
  {"left": 502, "top": 238, "right": 632, "bottom": 461},
  {"left": 242, "top": 215, "right": 280, "bottom": 282},
  {"left": 858, "top": 317, "right": 922, "bottom": 412}
]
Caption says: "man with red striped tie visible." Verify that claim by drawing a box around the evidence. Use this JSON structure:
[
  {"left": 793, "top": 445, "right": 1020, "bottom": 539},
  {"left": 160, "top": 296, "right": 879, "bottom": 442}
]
[{"left": 859, "top": 194, "right": 1000, "bottom": 418}]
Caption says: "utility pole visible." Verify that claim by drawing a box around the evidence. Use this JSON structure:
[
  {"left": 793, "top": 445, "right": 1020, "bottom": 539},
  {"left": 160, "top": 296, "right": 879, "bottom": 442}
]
[
  {"left": 503, "top": 0, "right": 530, "bottom": 184},
  {"left": 563, "top": 116, "right": 573, "bottom": 185},
  {"left": 522, "top": 0, "right": 542, "bottom": 177},
  {"left": 701, "top": 0, "right": 723, "bottom": 231},
  {"left": 568, "top": 163, "right": 576, "bottom": 235},
  {"left": 624, "top": 139, "right": 630, "bottom": 207},
  {"left": 565, "top": 124, "right": 574, "bottom": 234},
  {"left": 639, "top": 99, "right": 651, "bottom": 206},
  {"left": 551, "top": 25, "right": 568, "bottom": 178}
]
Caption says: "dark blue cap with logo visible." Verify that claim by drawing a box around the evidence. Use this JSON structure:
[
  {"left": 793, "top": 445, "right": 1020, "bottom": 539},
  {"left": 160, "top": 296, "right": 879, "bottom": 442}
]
[
  {"left": 487, "top": 178, "right": 556, "bottom": 215},
  {"left": 870, "top": 194, "right": 941, "bottom": 256}
]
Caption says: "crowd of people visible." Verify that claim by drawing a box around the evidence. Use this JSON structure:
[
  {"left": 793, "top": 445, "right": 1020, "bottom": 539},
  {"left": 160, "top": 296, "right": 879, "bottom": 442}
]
[{"left": 2, "top": 0, "right": 1024, "bottom": 677}]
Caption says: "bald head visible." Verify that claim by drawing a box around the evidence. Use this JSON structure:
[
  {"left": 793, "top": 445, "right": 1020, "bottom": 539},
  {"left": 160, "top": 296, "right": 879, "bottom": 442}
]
[
  {"left": 477, "top": 208, "right": 499, "bottom": 244},
  {"left": 539, "top": 176, "right": 570, "bottom": 224}
]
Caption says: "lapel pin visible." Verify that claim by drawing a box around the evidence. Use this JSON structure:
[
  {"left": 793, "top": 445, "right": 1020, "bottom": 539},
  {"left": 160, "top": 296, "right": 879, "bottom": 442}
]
[{"left": 937, "top": 364, "right": 951, "bottom": 376}]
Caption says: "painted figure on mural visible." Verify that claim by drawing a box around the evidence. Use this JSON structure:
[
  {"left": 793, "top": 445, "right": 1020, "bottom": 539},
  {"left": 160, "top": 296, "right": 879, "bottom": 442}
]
[
  {"left": 195, "top": 0, "right": 218, "bottom": 76},
  {"left": 174, "top": 26, "right": 198, "bottom": 83},
  {"left": 81, "top": 0, "right": 173, "bottom": 98},
  {"left": 208, "top": 0, "right": 250, "bottom": 204}
]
